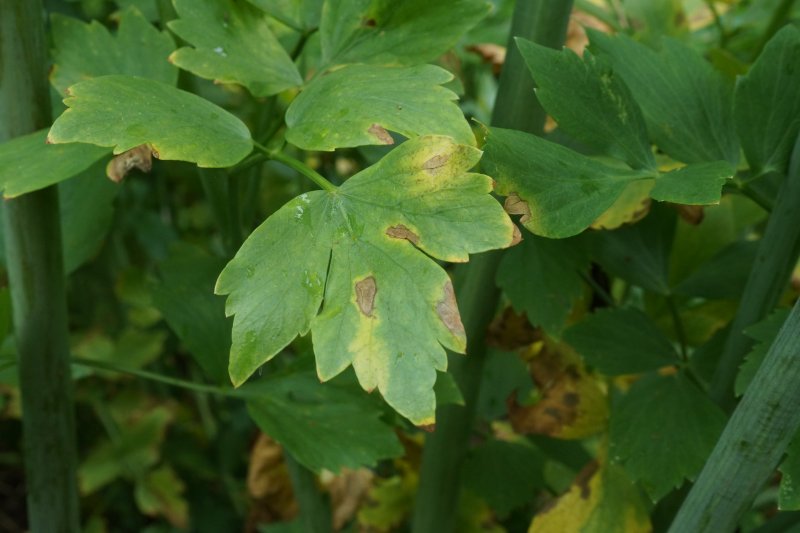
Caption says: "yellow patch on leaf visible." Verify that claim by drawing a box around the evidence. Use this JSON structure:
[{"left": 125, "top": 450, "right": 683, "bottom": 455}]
[{"left": 591, "top": 180, "right": 654, "bottom": 231}]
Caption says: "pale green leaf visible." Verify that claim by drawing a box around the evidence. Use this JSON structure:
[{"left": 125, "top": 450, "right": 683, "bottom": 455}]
[
  {"left": 218, "top": 136, "right": 515, "bottom": 424},
  {"left": 516, "top": 37, "right": 655, "bottom": 170},
  {"left": 169, "top": 0, "right": 302, "bottom": 97},
  {"left": 48, "top": 75, "right": 252, "bottom": 168},
  {"left": 610, "top": 373, "right": 726, "bottom": 502},
  {"left": 320, "top": 0, "right": 490, "bottom": 67},
  {"left": 482, "top": 127, "right": 650, "bottom": 238},
  {"left": 734, "top": 25, "right": 800, "bottom": 175},
  {"left": 0, "top": 129, "right": 108, "bottom": 198},
  {"left": 50, "top": 7, "right": 177, "bottom": 95},
  {"left": 650, "top": 161, "right": 733, "bottom": 205},
  {"left": 564, "top": 308, "right": 679, "bottom": 375},
  {"left": 246, "top": 361, "right": 402, "bottom": 473},
  {"left": 285, "top": 64, "right": 474, "bottom": 151},
  {"left": 589, "top": 31, "right": 738, "bottom": 165}
]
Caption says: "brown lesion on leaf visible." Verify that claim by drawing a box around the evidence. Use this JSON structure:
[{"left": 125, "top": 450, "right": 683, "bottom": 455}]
[
  {"left": 368, "top": 124, "right": 394, "bottom": 145},
  {"left": 106, "top": 144, "right": 154, "bottom": 183},
  {"left": 385, "top": 224, "right": 420, "bottom": 245},
  {"left": 423, "top": 154, "right": 450, "bottom": 174},
  {"left": 436, "top": 281, "right": 465, "bottom": 339},
  {"left": 418, "top": 423, "right": 436, "bottom": 433},
  {"left": 575, "top": 460, "right": 599, "bottom": 500},
  {"left": 354, "top": 276, "right": 377, "bottom": 317},
  {"left": 504, "top": 193, "right": 531, "bottom": 224}
]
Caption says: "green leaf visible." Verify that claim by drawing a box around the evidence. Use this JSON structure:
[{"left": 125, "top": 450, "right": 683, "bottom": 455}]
[
  {"left": 134, "top": 466, "right": 189, "bottom": 528},
  {"left": 434, "top": 371, "right": 464, "bottom": 407},
  {"left": 320, "top": 0, "right": 490, "bottom": 67},
  {"left": 565, "top": 308, "right": 679, "bottom": 375},
  {"left": 780, "top": 437, "right": 800, "bottom": 511},
  {"left": 462, "top": 439, "right": 546, "bottom": 517},
  {"left": 169, "top": 0, "right": 302, "bottom": 97},
  {"left": 483, "top": 127, "right": 650, "bottom": 238},
  {"left": 50, "top": 7, "right": 178, "bottom": 95},
  {"left": 589, "top": 204, "right": 676, "bottom": 294},
  {"left": 516, "top": 37, "right": 655, "bottom": 171},
  {"left": 0, "top": 130, "right": 108, "bottom": 198},
  {"left": 245, "top": 0, "right": 324, "bottom": 30},
  {"left": 217, "top": 136, "right": 514, "bottom": 424},
  {"left": 152, "top": 243, "right": 231, "bottom": 383},
  {"left": 48, "top": 75, "right": 252, "bottom": 168},
  {"left": 496, "top": 233, "right": 587, "bottom": 335},
  {"left": 285, "top": 64, "right": 475, "bottom": 151},
  {"left": 674, "top": 239, "right": 758, "bottom": 300},
  {"left": 476, "top": 349, "right": 534, "bottom": 420},
  {"left": 588, "top": 31, "right": 738, "bottom": 165},
  {"left": 610, "top": 373, "right": 726, "bottom": 502},
  {"left": 734, "top": 309, "right": 791, "bottom": 396},
  {"left": 734, "top": 25, "right": 800, "bottom": 175},
  {"left": 650, "top": 161, "right": 734, "bottom": 205},
  {"left": 245, "top": 363, "right": 402, "bottom": 472}
]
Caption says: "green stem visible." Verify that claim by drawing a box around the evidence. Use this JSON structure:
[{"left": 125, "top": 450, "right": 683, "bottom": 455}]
[
  {"left": 1, "top": 2, "right": 81, "bottom": 531},
  {"left": 709, "top": 135, "right": 800, "bottom": 410},
  {"left": 704, "top": 0, "right": 727, "bottom": 47},
  {"left": 410, "top": 3, "right": 574, "bottom": 532},
  {"left": 666, "top": 295, "right": 688, "bottom": 361},
  {"left": 253, "top": 142, "right": 337, "bottom": 192},
  {"left": 669, "top": 296, "right": 800, "bottom": 532},
  {"left": 199, "top": 168, "right": 243, "bottom": 256},
  {"left": 753, "top": 0, "right": 798, "bottom": 60},
  {"left": 285, "top": 453, "right": 331, "bottom": 533}
]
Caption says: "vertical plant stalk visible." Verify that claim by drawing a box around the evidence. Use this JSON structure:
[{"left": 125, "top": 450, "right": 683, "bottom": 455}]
[
  {"left": 669, "top": 294, "right": 800, "bottom": 532},
  {"left": 1, "top": 1, "right": 81, "bottom": 531},
  {"left": 285, "top": 453, "right": 332, "bottom": 533},
  {"left": 710, "top": 135, "right": 800, "bottom": 409},
  {"left": 411, "top": 3, "right": 573, "bottom": 532}
]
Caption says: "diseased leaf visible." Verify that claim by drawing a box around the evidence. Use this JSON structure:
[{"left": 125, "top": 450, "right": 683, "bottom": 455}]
[
  {"left": 320, "top": 0, "right": 489, "bottom": 67},
  {"left": 735, "top": 26, "right": 800, "bottom": 175},
  {"left": 591, "top": 180, "right": 653, "bottom": 231},
  {"left": 565, "top": 308, "right": 678, "bottom": 375},
  {"left": 0, "top": 129, "right": 108, "bottom": 198},
  {"left": 588, "top": 31, "right": 738, "bottom": 165},
  {"left": 530, "top": 460, "right": 650, "bottom": 533},
  {"left": 496, "top": 233, "right": 588, "bottom": 336},
  {"left": 285, "top": 64, "right": 474, "bottom": 151},
  {"left": 516, "top": 37, "right": 655, "bottom": 171},
  {"left": 610, "top": 373, "right": 726, "bottom": 502},
  {"left": 483, "top": 127, "right": 650, "bottom": 238},
  {"left": 734, "top": 309, "right": 791, "bottom": 396},
  {"left": 218, "top": 136, "right": 514, "bottom": 424},
  {"left": 169, "top": 0, "right": 302, "bottom": 97},
  {"left": 245, "top": 361, "right": 402, "bottom": 473},
  {"left": 48, "top": 75, "right": 252, "bottom": 168},
  {"left": 650, "top": 161, "right": 734, "bottom": 205},
  {"left": 50, "top": 7, "right": 177, "bottom": 95}
]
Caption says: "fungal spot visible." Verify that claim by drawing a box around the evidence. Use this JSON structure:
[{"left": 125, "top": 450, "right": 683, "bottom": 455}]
[
  {"left": 385, "top": 224, "right": 419, "bottom": 245},
  {"left": 355, "top": 276, "right": 377, "bottom": 317},
  {"left": 423, "top": 154, "right": 449, "bottom": 174},
  {"left": 106, "top": 144, "right": 154, "bottom": 183},
  {"left": 504, "top": 193, "right": 531, "bottom": 224},
  {"left": 436, "top": 281, "right": 465, "bottom": 339},
  {"left": 368, "top": 124, "right": 393, "bottom": 145}
]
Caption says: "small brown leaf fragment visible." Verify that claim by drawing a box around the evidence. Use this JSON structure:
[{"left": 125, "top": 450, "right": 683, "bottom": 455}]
[
  {"left": 419, "top": 423, "right": 436, "bottom": 433},
  {"left": 674, "top": 204, "right": 705, "bottom": 225},
  {"left": 436, "top": 281, "right": 465, "bottom": 339},
  {"left": 510, "top": 224, "right": 523, "bottom": 247},
  {"left": 368, "top": 123, "right": 394, "bottom": 145},
  {"left": 246, "top": 434, "right": 298, "bottom": 527},
  {"left": 385, "top": 224, "right": 420, "bottom": 245},
  {"left": 106, "top": 144, "right": 153, "bottom": 183},
  {"left": 487, "top": 307, "right": 539, "bottom": 350},
  {"left": 504, "top": 193, "right": 531, "bottom": 224},
  {"left": 466, "top": 43, "right": 506, "bottom": 75},
  {"left": 355, "top": 276, "right": 377, "bottom": 317},
  {"left": 322, "top": 468, "right": 374, "bottom": 531},
  {"left": 423, "top": 154, "right": 450, "bottom": 174}
]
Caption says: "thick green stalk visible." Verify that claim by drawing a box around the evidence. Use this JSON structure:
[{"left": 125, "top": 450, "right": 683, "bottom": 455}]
[
  {"left": 669, "top": 295, "right": 800, "bottom": 532},
  {"left": 710, "top": 135, "right": 800, "bottom": 409},
  {"left": 411, "top": 3, "right": 573, "bottom": 532},
  {"left": 1, "top": 2, "right": 80, "bottom": 531}
]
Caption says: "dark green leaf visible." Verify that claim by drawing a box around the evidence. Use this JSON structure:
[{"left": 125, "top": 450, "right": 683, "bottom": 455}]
[
  {"left": 589, "top": 31, "right": 738, "bottom": 165},
  {"left": 650, "top": 161, "right": 734, "bottom": 205},
  {"left": 674, "top": 239, "right": 758, "bottom": 300},
  {"left": 565, "top": 308, "right": 679, "bottom": 375},
  {"left": 50, "top": 7, "right": 178, "bottom": 95},
  {"left": 483, "top": 127, "right": 650, "bottom": 238},
  {"left": 735, "top": 309, "right": 791, "bottom": 396},
  {"left": 610, "top": 373, "right": 726, "bottom": 502},
  {"left": 496, "top": 233, "right": 587, "bottom": 335},
  {"left": 320, "top": 0, "right": 489, "bottom": 67},
  {"left": 780, "top": 437, "right": 800, "bottom": 510},
  {"left": 48, "top": 75, "right": 253, "bottom": 168},
  {"left": 516, "top": 37, "right": 655, "bottom": 170},
  {"left": 734, "top": 25, "right": 800, "bottom": 175},
  {"left": 169, "top": 0, "right": 302, "bottom": 97},
  {"left": 434, "top": 371, "right": 464, "bottom": 407},
  {"left": 476, "top": 349, "right": 534, "bottom": 420},
  {"left": 285, "top": 64, "right": 474, "bottom": 151}
]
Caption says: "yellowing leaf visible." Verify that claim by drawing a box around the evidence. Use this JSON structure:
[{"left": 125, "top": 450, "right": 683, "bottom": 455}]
[{"left": 591, "top": 180, "right": 653, "bottom": 230}]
